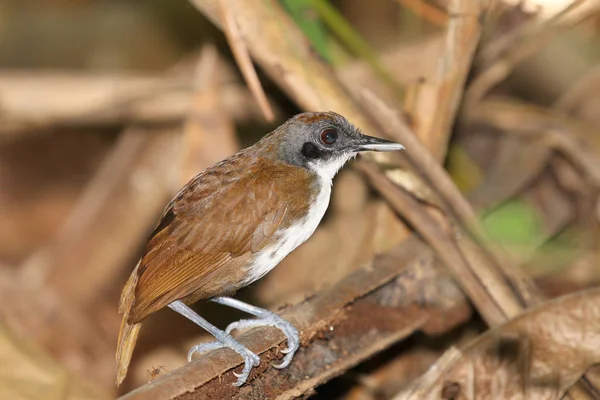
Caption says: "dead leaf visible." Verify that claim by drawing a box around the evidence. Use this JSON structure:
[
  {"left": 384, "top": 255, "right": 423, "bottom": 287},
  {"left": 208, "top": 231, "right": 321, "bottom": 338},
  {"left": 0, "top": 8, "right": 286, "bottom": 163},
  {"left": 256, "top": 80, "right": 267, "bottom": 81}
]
[{"left": 394, "top": 288, "right": 600, "bottom": 400}]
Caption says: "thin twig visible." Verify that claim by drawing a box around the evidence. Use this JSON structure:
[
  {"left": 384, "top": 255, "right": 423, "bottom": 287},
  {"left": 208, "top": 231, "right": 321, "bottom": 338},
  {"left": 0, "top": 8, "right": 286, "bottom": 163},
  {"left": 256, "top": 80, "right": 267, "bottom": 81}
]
[{"left": 217, "top": 0, "right": 274, "bottom": 121}]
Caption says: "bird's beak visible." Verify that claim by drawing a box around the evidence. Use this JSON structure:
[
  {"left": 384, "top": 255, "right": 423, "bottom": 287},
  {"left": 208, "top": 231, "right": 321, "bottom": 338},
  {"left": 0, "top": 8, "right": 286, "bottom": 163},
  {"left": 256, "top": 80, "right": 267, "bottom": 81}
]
[{"left": 352, "top": 134, "right": 404, "bottom": 152}]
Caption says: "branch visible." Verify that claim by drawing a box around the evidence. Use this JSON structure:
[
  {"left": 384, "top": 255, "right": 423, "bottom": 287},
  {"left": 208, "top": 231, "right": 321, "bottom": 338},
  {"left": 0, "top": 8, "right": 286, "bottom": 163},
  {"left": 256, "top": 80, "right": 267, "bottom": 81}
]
[{"left": 0, "top": 72, "right": 269, "bottom": 139}]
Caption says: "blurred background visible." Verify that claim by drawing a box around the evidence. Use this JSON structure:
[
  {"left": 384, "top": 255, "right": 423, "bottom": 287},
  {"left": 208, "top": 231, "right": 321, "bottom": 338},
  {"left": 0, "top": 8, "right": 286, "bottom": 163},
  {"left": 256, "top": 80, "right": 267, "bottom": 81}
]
[{"left": 1, "top": 0, "right": 600, "bottom": 399}]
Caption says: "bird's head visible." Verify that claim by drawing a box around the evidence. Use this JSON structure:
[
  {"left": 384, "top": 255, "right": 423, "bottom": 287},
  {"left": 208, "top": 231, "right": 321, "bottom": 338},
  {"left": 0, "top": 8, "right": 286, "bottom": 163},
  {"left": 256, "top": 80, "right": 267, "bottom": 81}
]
[{"left": 262, "top": 111, "right": 404, "bottom": 181}]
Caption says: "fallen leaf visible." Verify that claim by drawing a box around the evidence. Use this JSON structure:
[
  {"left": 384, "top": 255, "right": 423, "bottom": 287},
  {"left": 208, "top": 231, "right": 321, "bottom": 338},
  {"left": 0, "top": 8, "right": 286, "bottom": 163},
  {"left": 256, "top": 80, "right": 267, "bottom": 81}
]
[{"left": 394, "top": 288, "right": 600, "bottom": 400}]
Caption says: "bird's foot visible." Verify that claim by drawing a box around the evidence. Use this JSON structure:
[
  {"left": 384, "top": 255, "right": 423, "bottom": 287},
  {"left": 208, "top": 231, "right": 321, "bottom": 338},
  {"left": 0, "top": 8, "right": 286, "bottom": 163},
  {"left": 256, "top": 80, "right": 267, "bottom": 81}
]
[
  {"left": 187, "top": 334, "right": 260, "bottom": 386},
  {"left": 225, "top": 312, "right": 299, "bottom": 369}
]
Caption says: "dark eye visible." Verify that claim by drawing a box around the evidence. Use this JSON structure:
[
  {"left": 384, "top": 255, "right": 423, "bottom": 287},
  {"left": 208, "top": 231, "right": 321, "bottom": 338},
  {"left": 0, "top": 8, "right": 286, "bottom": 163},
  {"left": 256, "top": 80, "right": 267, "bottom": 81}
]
[{"left": 320, "top": 128, "right": 338, "bottom": 145}]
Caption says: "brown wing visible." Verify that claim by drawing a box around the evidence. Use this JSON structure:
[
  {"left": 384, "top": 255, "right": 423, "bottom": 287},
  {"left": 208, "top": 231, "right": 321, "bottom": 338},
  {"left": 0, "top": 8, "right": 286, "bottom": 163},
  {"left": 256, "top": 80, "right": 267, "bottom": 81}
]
[{"left": 127, "top": 156, "right": 312, "bottom": 323}]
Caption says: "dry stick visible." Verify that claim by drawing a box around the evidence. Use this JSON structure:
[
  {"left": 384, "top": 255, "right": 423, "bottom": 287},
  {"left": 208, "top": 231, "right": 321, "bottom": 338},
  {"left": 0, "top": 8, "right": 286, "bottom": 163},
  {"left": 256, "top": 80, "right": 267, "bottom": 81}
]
[
  {"left": 406, "top": 0, "right": 483, "bottom": 162},
  {"left": 118, "top": 238, "right": 471, "bottom": 400},
  {"left": 361, "top": 91, "right": 543, "bottom": 308},
  {"left": 394, "top": 0, "right": 449, "bottom": 27},
  {"left": 358, "top": 162, "right": 515, "bottom": 326},
  {"left": 218, "top": 0, "right": 274, "bottom": 122},
  {"left": 0, "top": 74, "right": 268, "bottom": 139}
]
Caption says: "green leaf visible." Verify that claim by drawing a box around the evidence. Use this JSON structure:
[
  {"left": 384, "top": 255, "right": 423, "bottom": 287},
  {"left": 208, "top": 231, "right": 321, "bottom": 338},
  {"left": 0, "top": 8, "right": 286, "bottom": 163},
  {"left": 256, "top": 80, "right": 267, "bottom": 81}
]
[{"left": 281, "top": 0, "right": 332, "bottom": 62}]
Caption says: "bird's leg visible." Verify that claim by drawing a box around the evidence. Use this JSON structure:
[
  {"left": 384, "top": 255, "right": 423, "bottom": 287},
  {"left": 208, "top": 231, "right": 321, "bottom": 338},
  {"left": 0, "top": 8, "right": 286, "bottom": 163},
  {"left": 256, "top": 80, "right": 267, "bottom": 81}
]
[
  {"left": 210, "top": 297, "right": 299, "bottom": 369},
  {"left": 167, "top": 300, "right": 260, "bottom": 386}
]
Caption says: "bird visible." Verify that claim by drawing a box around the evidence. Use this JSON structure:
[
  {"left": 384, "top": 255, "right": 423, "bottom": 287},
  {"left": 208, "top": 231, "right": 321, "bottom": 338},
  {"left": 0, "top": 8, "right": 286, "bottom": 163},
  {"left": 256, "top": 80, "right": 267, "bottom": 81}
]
[{"left": 115, "top": 111, "right": 404, "bottom": 387}]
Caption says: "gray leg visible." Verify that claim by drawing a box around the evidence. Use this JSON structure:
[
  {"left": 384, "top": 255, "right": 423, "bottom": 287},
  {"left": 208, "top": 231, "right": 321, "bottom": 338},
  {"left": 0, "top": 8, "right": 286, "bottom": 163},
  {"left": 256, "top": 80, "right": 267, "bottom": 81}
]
[
  {"left": 210, "top": 297, "right": 299, "bottom": 369},
  {"left": 168, "top": 300, "right": 260, "bottom": 386}
]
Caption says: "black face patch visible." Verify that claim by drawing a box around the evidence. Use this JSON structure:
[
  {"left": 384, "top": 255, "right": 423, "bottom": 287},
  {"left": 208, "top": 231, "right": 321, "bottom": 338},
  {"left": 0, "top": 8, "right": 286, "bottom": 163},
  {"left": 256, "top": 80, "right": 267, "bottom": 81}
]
[{"left": 301, "top": 142, "right": 323, "bottom": 159}]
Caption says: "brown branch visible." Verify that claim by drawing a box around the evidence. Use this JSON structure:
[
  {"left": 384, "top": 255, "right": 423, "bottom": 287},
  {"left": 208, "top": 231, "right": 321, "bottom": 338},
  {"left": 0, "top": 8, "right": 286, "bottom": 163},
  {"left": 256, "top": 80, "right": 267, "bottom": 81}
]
[{"left": 118, "top": 237, "right": 471, "bottom": 399}]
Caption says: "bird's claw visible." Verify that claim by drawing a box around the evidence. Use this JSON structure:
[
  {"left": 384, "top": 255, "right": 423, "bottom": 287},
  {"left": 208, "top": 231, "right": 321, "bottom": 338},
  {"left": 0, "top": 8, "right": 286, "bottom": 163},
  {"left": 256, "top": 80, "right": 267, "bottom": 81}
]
[
  {"left": 186, "top": 337, "right": 260, "bottom": 386},
  {"left": 225, "top": 312, "right": 299, "bottom": 369}
]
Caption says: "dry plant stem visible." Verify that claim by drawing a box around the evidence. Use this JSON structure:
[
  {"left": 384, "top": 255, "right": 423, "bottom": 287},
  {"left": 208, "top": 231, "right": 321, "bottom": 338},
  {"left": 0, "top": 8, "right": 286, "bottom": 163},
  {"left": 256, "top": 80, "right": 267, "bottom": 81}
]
[
  {"left": 118, "top": 237, "right": 471, "bottom": 400},
  {"left": 394, "top": 0, "right": 448, "bottom": 26},
  {"left": 218, "top": 0, "right": 274, "bottom": 122},
  {"left": 405, "top": 0, "right": 484, "bottom": 161},
  {"left": 359, "top": 162, "right": 519, "bottom": 326},
  {"left": 361, "top": 92, "right": 542, "bottom": 306},
  {"left": 0, "top": 73, "right": 268, "bottom": 139}
]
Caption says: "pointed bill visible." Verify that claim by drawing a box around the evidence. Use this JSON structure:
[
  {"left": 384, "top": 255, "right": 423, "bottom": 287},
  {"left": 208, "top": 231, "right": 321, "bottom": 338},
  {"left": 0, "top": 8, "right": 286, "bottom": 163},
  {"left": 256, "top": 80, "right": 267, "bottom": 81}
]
[{"left": 352, "top": 134, "right": 404, "bottom": 152}]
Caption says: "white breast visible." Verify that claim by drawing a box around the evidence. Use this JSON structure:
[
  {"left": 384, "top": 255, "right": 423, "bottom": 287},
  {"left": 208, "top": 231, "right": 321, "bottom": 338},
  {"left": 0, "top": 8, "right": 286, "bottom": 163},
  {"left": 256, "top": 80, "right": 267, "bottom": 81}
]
[{"left": 244, "top": 178, "right": 332, "bottom": 285}]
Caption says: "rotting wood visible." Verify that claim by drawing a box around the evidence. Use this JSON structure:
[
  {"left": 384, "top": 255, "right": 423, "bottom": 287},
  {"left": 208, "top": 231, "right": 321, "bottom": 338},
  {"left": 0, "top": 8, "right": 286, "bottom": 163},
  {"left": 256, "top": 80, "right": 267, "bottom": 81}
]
[{"left": 118, "top": 237, "right": 471, "bottom": 400}]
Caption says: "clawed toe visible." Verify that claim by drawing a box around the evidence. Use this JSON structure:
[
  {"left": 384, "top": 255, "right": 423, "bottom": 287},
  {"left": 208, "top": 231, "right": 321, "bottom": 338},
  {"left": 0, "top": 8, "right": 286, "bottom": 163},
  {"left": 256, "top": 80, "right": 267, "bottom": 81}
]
[
  {"left": 225, "top": 314, "right": 299, "bottom": 369},
  {"left": 187, "top": 341, "right": 224, "bottom": 362},
  {"left": 186, "top": 339, "right": 260, "bottom": 386},
  {"left": 232, "top": 348, "right": 260, "bottom": 386},
  {"left": 271, "top": 352, "right": 294, "bottom": 369}
]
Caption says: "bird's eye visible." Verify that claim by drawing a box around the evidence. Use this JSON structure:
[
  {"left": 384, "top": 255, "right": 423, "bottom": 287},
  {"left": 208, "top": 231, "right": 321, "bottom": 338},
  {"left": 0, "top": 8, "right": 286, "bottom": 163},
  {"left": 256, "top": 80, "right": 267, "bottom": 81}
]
[{"left": 320, "top": 128, "right": 338, "bottom": 145}]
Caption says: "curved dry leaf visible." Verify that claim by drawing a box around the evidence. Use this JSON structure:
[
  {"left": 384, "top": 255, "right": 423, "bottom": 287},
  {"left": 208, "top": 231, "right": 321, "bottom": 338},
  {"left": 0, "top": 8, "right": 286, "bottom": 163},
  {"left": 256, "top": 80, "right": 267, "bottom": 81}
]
[{"left": 394, "top": 288, "right": 600, "bottom": 400}]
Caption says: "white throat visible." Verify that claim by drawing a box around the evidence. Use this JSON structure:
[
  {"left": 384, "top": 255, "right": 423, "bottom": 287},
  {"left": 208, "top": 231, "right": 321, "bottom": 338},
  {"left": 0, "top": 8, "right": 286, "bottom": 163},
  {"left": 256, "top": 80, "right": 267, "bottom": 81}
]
[{"left": 308, "top": 152, "right": 356, "bottom": 184}]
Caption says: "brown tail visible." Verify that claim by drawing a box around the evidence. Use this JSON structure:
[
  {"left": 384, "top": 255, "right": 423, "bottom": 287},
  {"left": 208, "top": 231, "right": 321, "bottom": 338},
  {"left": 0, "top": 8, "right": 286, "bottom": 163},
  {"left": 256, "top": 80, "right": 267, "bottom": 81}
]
[
  {"left": 116, "top": 318, "right": 142, "bottom": 386},
  {"left": 116, "top": 261, "right": 142, "bottom": 386}
]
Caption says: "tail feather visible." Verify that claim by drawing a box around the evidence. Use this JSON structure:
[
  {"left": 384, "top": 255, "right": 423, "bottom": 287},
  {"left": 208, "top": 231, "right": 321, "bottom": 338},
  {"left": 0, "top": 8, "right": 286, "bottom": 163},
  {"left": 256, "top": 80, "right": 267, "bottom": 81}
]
[
  {"left": 116, "top": 319, "right": 141, "bottom": 386},
  {"left": 115, "top": 261, "right": 142, "bottom": 386}
]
